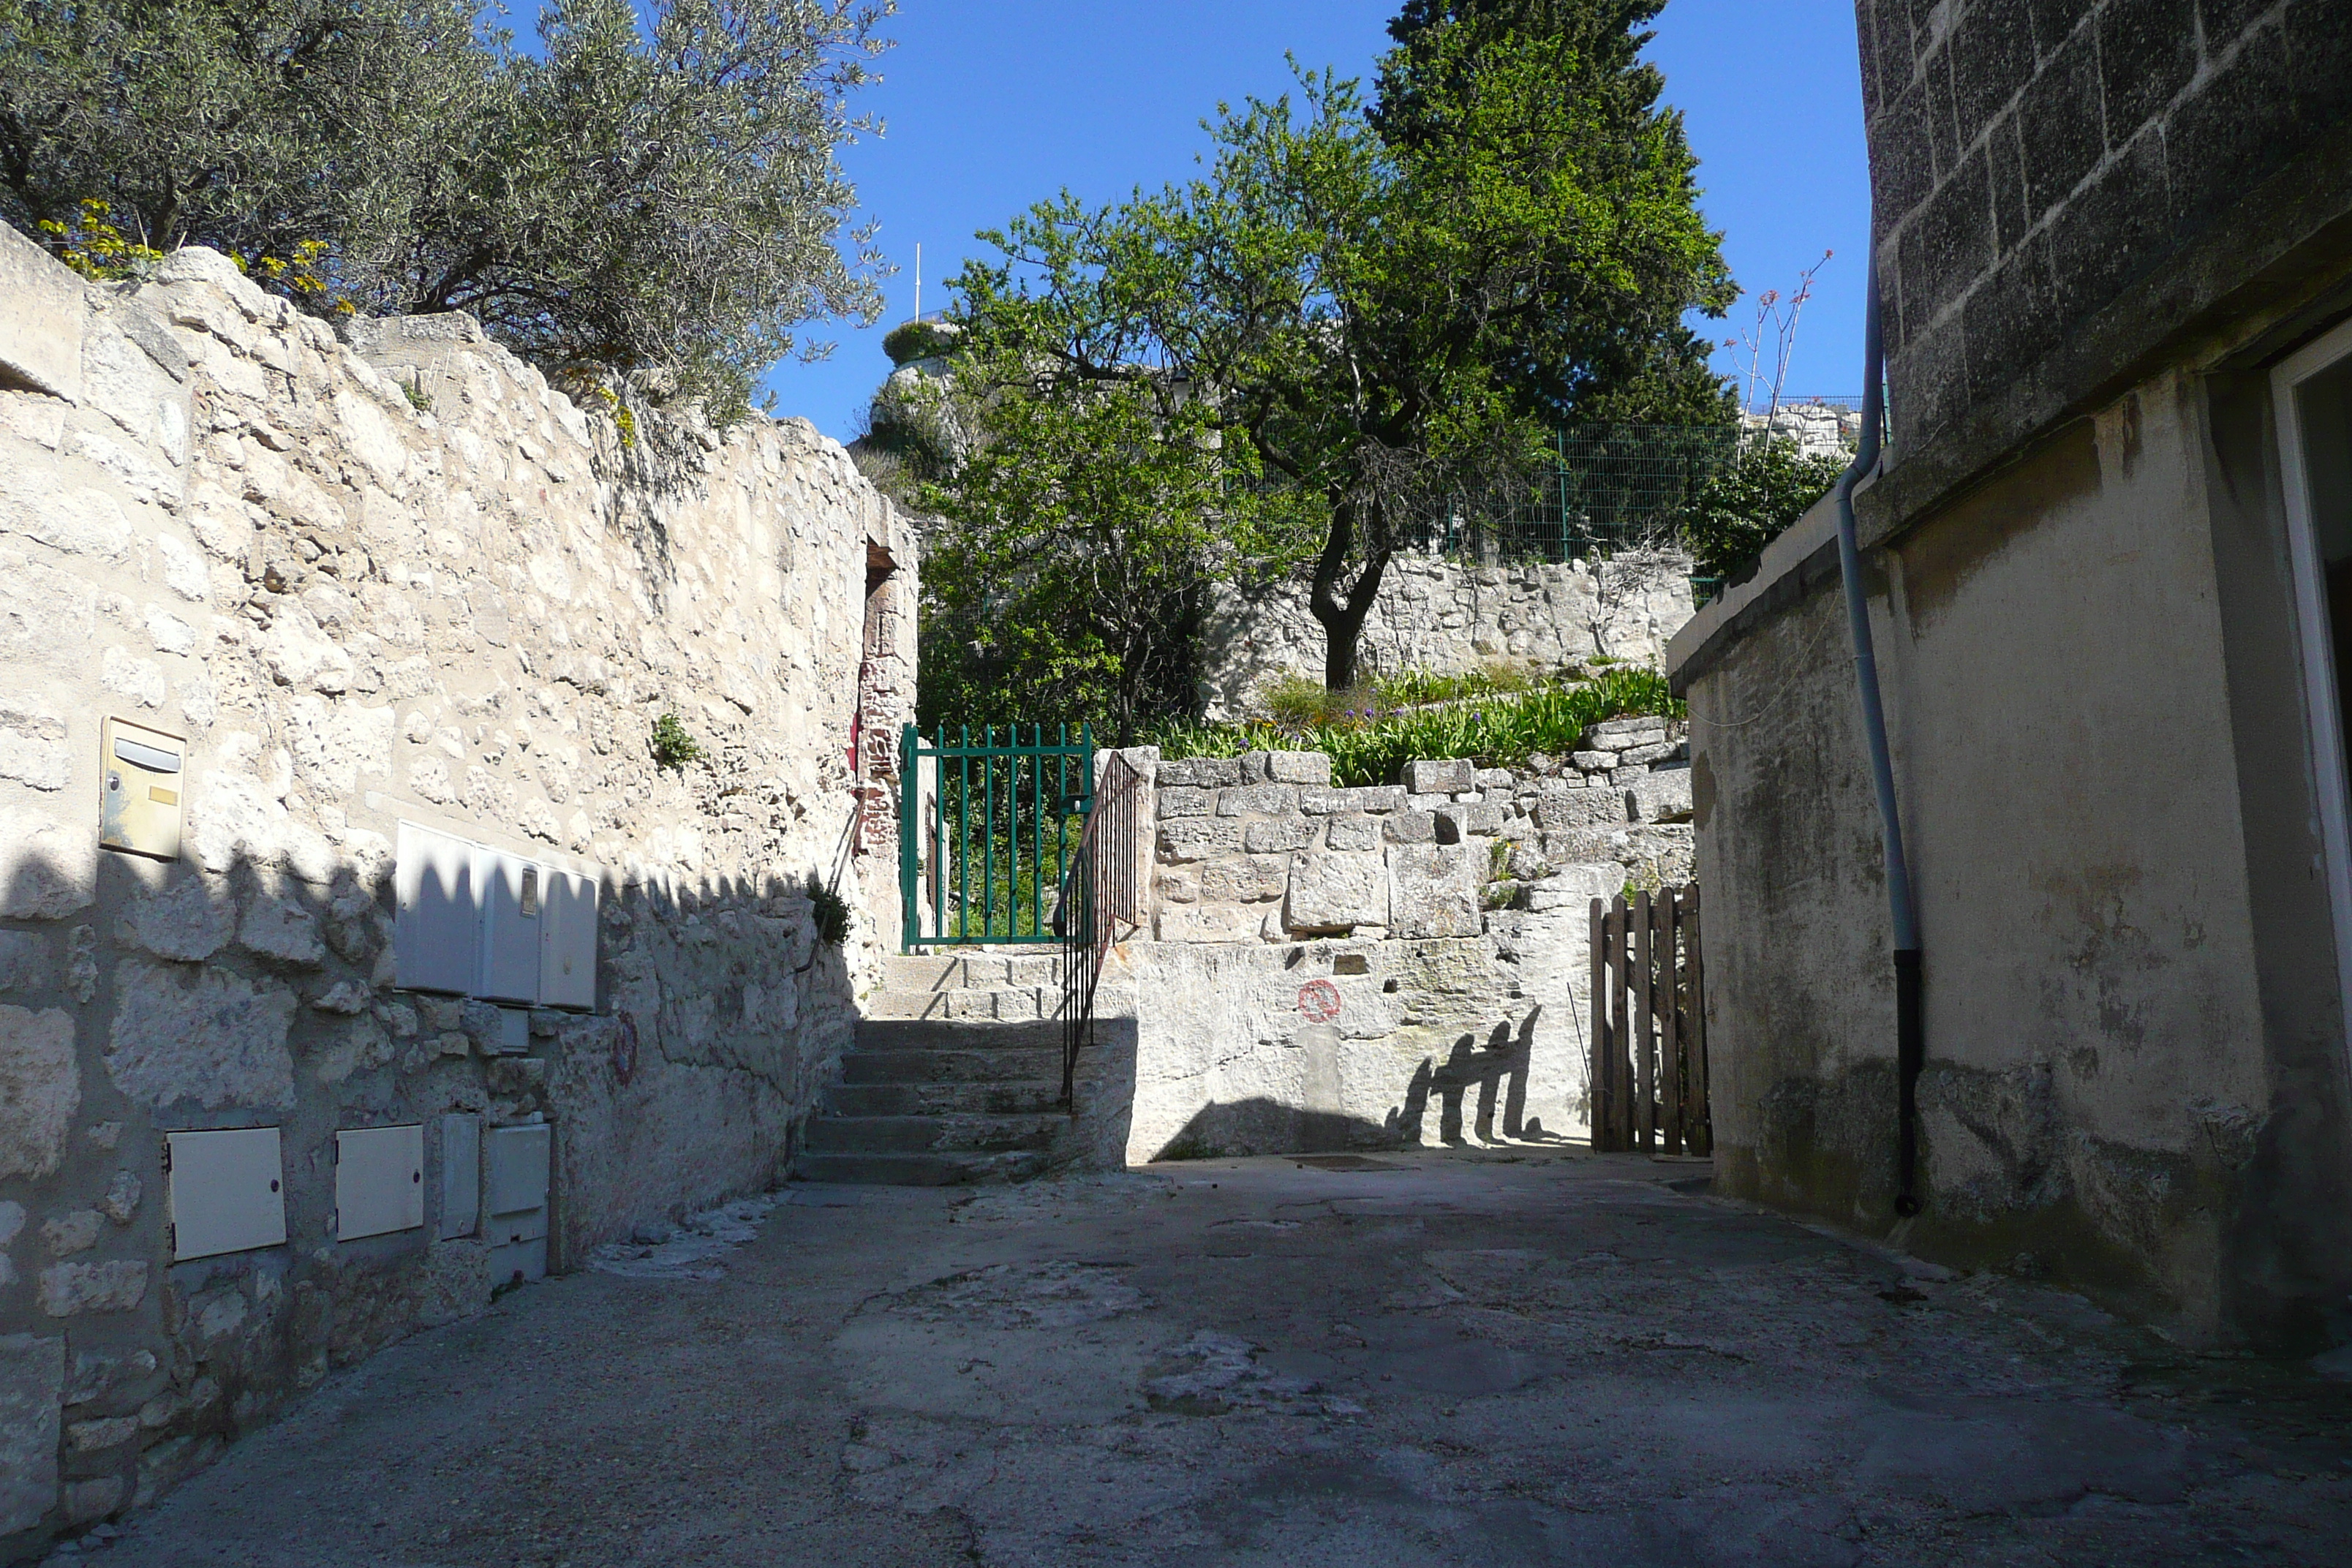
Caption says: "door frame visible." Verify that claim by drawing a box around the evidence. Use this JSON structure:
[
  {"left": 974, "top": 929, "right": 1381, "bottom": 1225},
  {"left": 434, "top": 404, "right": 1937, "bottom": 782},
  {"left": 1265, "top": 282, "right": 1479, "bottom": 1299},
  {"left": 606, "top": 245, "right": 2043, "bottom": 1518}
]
[{"left": 2271, "top": 313, "right": 2352, "bottom": 1082}]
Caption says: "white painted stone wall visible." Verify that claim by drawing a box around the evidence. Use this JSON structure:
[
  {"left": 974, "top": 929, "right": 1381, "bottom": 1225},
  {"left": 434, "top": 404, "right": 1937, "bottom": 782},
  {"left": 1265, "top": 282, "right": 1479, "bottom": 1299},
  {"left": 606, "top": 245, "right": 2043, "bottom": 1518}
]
[
  {"left": 0, "top": 227, "right": 916, "bottom": 1553},
  {"left": 1123, "top": 732, "right": 1695, "bottom": 1164},
  {"left": 1195, "top": 549, "right": 1697, "bottom": 721}
]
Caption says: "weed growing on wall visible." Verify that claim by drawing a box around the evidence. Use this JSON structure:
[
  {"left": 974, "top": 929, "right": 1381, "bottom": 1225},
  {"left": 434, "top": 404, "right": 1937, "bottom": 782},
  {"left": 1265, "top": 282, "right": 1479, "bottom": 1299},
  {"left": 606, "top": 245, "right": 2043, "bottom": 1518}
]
[
  {"left": 1149, "top": 665, "right": 1681, "bottom": 786},
  {"left": 650, "top": 711, "right": 704, "bottom": 771},
  {"left": 809, "top": 883, "right": 850, "bottom": 946}
]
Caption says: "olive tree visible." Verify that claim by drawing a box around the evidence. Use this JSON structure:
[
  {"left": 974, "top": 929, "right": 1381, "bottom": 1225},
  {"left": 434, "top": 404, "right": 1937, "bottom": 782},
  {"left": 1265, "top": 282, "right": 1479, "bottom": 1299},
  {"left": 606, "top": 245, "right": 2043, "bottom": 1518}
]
[{"left": 0, "top": 0, "right": 892, "bottom": 412}]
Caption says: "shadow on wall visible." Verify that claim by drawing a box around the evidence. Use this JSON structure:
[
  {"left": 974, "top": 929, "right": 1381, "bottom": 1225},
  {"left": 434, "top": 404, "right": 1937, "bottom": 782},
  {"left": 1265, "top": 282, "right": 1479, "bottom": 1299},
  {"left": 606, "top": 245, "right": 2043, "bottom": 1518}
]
[{"left": 1151, "top": 1010, "right": 1571, "bottom": 1160}]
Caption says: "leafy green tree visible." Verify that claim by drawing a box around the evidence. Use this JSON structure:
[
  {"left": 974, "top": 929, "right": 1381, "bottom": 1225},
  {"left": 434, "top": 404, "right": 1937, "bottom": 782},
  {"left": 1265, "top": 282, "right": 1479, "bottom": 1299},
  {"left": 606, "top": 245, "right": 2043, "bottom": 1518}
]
[
  {"left": 912, "top": 356, "right": 1246, "bottom": 745},
  {"left": 1375, "top": 0, "right": 1733, "bottom": 429},
  {"left": 0, "top": 0, "right": 892, "bottom": 413},
  {"left": 945, "top": 16, "right": 1730, "bottom": 690},
  {"left": 1682, "top": 437, "right": 1848, "bottom": 582}
]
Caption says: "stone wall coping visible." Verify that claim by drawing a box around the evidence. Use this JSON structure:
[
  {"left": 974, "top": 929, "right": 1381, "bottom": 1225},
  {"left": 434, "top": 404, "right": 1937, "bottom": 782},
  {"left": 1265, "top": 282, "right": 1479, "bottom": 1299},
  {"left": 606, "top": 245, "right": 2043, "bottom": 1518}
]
[{"left": 1665, "top": 487, "right": 1846, "bottom": 696}]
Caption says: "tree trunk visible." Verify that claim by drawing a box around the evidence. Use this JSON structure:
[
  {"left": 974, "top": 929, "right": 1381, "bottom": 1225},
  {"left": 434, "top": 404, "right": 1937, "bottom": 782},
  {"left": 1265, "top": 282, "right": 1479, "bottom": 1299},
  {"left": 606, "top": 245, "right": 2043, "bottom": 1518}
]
[{"left": 1310, "top": 502, "right": 1393, "bottom": 691}]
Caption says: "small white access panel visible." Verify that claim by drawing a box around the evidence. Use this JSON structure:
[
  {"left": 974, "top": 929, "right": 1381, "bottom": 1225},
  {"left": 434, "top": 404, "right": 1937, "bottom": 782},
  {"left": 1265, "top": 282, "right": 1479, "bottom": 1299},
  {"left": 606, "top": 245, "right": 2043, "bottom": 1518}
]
[
  {"left": 538, "top": 867, "right": 598, "bottom": 1010},
  {"left": 439, "top": 1114, "right": 480, "bottom": 1240},
  {"left": 395, "top": 822, "right": 479, "bottom": 995},
  {"left": 167, "top": 1128, "right": 286, "bottom": 1262},
  {"left": 333, "top": 1124, "right": 424, "bottom": 1241},
  {"left": 483, "top": 1123, "right": 551, "bottom": 1284},
  {"left": 475, "top": 848, "right": 543, "bottom": 1004}
]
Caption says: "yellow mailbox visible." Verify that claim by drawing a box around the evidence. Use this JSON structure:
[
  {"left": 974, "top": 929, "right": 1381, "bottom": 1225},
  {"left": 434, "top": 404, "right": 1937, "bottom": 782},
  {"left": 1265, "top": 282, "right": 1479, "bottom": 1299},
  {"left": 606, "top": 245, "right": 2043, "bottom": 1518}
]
[{"left": 99, "top": 717, "right": 185, "bottom": 860}]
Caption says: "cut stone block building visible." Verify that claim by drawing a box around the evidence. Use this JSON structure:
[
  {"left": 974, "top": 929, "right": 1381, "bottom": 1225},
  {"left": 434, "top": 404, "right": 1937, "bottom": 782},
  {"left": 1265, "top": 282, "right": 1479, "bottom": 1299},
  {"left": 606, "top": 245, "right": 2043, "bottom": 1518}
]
[{"left": 1670, "top": 1, "right": 2352, "bottom": 1348}]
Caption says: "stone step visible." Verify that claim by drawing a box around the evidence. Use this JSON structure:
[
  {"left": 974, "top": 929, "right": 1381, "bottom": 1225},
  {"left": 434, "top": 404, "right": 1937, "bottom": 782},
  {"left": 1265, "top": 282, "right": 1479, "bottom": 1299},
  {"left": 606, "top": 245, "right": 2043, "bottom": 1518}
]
[
  {"left": 853, "top": 1017, "right": 1064, "bottom": 1053},
  {"left": 885, "top": 952, "right": 1064, "bottom": 993},
  {"left": 840, "top": 1047, "right": 1063, "bottom": 1087},
  {"left": 794, "top": 1150, "right": 1058, "bottom": 1186},
  {"left": 862, "top": 987, "right": 1058, "bottom": 1022},
  {"left": 827, "top": 1080, "right": 1066, "bottom": 1117},
  {"left": 802, "top": 1113, "right": 1067, "bottom": 1156}
]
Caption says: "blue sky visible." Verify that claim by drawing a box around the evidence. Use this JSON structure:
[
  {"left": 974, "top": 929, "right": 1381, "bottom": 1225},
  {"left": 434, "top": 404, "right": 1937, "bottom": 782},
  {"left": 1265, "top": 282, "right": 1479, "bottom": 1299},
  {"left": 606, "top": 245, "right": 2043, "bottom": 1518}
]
[{"left": 761, "top": 1, "right": 1870, "bottom": 440}]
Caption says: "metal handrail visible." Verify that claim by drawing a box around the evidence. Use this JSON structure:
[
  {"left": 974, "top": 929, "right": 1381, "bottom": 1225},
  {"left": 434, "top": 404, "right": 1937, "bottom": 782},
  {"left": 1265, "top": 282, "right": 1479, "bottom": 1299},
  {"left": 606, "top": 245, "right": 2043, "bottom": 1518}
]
[{"left": 1058, "top": 750, "right": 1144, "bottom": 1111}]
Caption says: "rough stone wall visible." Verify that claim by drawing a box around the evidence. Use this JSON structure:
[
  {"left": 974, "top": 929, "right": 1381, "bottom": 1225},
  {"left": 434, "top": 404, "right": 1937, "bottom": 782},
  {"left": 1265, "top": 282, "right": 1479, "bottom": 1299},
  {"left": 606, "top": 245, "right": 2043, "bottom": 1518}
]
[
  {"left": 1126, "top": 735, "right": 1694, "bottom": 1162},
  {"left": 1860, "top": 0, "right": 2350, "bottom": 475},
  {"left": 1195, "top": 550, "right": 1697, "bottom": 721},
  {"left": 0, "top": 230, "right": 917, "bottom": 1553}
]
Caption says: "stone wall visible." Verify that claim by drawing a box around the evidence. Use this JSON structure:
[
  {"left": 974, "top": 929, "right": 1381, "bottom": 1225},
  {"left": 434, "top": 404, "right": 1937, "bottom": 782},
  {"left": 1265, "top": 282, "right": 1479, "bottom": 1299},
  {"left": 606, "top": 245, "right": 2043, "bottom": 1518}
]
[
  {"left": 1858, "top": 0, "right": 2352, "bottom": 535},
  {"left": 1194, "top": 550, "right": 1697, "bottom": 721},
  {"left": 0, "top": 229, "right": 917, "bottom": 1554},
  {"left": 1125, "top": 732, "right": 1694, "bottom": 1163}
]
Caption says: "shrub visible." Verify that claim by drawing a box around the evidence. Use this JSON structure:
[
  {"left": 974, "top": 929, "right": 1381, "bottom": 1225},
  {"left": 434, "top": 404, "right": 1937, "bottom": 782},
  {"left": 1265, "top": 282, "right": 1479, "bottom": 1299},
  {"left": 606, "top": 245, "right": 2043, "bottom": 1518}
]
[
  {"left": 1147, "top": 665, "right": 1681, "bottom": 786},
  {"left": 649, "top": 711, "right": 704, "bottom": 771},
  {"left": 809, "top": 882, "right": 850, "bottom": 946}
]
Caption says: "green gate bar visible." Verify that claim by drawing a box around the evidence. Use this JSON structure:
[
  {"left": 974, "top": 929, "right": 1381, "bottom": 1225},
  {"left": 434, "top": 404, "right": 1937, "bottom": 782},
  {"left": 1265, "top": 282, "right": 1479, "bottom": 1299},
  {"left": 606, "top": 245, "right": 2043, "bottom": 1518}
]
[{"left": 900, "top": 722, "right": 1093, "bottom": 950}]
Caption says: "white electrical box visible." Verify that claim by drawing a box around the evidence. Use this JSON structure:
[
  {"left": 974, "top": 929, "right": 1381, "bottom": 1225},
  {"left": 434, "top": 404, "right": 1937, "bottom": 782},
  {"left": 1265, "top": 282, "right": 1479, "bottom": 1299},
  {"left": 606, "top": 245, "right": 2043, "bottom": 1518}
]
[
  {"left": 167, "top": 1128, "right": 286, "bottom": 1261},
  {"left": 475, "top": 848, "right": 542, "bottom": 1004},
  {"left": 99, "top": 717, "right": 186, "bottom": 860},
  {"left": 394, "top": 822, "right": 478, "bottom": 994},
  {"left": 394, "top": 823, "right": 600, "bottom": 1009},
  {"left": 333, "top": 1124, "right": 423, "bottom": 1241},
  {"left": 439, "top": 1114, "right": 480, "bottom": 1240},
  {"left": 538, "top": 867, "right": 598, "bottom": 1010},
  {"left": 483, "top": 1123, "right": 551, "bottom": 1285}
]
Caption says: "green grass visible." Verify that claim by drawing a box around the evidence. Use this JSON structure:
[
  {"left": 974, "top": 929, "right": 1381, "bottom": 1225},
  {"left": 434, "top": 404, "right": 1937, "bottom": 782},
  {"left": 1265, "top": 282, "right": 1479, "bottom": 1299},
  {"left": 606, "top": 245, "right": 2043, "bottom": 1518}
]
[{"left": 1145, "top": 665, "right": 1682, "bottom": 787}]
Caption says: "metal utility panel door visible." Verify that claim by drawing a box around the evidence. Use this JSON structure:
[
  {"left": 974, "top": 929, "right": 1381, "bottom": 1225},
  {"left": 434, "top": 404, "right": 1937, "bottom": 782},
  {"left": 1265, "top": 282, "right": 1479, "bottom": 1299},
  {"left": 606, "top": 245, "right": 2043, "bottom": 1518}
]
[
  {"left": 483, "top": 1123, "right": 552, "bottom": 1285},
  {"left": 538, "top": 867, "right": 597, "bottom": 1010},
  {"left": 394, "top": 822, "right": 478, "bottom": 994},
  {"left": 475, "top": 848, "right": 543, "bottom": 1004},
  {"left": 167, "top": 1128, "right": 286, "bottom": 1262},
  {"left": 439, "top": 1114, "right": 481, "bottom": 1239},
  {"left": 334, "top": 1125, "right": 424, "bottom": 1241}
]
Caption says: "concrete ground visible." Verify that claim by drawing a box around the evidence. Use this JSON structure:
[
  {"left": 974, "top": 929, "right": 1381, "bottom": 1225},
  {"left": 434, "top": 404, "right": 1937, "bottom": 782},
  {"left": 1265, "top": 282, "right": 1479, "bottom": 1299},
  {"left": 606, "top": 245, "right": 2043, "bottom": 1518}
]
[{"left": 55, "top": 1153, "right": 2352, "bottom": 1567}]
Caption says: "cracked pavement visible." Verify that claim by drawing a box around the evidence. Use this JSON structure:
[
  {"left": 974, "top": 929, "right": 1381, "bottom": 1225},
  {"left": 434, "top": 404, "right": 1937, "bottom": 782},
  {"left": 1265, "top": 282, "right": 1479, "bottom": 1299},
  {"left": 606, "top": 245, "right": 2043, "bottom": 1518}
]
[{"left": 61, "top": 1153, "right": 2352, "bottom": 1566}]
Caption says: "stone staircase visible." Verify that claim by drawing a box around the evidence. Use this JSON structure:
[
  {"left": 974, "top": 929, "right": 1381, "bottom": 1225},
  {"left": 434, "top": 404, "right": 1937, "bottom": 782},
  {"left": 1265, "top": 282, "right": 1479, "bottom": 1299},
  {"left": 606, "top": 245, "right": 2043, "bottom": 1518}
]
[{"left": 796, "top": 951, "right": 1088, "bottom": 1185}]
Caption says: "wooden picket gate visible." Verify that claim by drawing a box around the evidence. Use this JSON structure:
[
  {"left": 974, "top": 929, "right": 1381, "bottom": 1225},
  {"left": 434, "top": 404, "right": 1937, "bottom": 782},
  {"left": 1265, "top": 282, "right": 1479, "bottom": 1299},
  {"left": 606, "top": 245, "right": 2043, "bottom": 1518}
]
[{"left": 1588, "top": 885, "right": 1710, "bottom": 1154}]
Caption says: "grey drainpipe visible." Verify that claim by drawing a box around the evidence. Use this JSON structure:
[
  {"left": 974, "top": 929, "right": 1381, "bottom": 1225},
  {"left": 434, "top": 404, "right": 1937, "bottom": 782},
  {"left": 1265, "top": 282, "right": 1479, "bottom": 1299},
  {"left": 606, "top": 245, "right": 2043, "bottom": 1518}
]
[{"left": 1833, "top": 264, "right": 1925, "bottom": 1218}]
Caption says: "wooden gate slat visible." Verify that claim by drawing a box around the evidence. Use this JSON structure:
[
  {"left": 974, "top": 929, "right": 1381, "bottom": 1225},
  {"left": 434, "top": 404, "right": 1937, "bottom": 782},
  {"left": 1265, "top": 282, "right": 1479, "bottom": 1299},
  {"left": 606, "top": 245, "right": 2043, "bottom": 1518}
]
[
  {"left": 1684, "top": 883, "right": 1709, "bottom": 1156},
  {"left": 1633, "top": 889, "right": 1654, "bottom": 1153},
  {"left": 1588, "top": 898, "right": 1609, "bottom": 1152},
  {"left": 1658, "top": 889, "right": 1681, "bottom": 1156}
]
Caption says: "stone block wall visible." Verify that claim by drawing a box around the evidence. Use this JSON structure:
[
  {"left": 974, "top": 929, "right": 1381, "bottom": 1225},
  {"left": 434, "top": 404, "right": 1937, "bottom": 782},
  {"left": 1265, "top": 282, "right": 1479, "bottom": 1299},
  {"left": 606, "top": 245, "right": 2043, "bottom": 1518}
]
[
  {"left": 1194, "top": 550, "right": 1697, "bottom": 720},
  {"left": 1861, "top": 0, "right": 2351, "bottom": 474},
  {"left": 0, "top": 229, "right": 916, "bottom": 1553},
  {"left": 1126, "top": 732, "right": 1694, "bottom": 1163}
]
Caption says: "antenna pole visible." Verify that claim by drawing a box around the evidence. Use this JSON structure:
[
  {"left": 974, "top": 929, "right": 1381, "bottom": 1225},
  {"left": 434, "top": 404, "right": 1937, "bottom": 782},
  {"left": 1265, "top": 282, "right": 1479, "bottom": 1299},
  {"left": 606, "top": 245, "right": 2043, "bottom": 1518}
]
[{"left": 914, "top": 243, "right": 921, "bottom": 320}]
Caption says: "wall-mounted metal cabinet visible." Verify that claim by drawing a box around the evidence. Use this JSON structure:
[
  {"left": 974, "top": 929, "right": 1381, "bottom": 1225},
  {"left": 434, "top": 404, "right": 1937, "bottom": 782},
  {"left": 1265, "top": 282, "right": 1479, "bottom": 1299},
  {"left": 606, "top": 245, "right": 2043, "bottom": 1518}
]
[
  {"left": 392, "top": 822, "right": 597, "bottom": 1009},
  {"left": 333, "top": 1125, "right": 424, "bottom": 1241},
  {"left": 475, "top": 848, "right": 542, "bottom": 1004},
  {"left": 166, "top": 1128, "right": 286, "bottom": 1262},
  {"left": 394, "top": 822, "right": 479, "bottom": 995},
  {"left": 438, "top": 1113, "right": 480, "bottom": 1240},
  {"left": 538, "top": 867, "right": 598, "bottom": 1010},
  {"left": 483, "top": 1123, "right": 551, "bottom": 1285}
]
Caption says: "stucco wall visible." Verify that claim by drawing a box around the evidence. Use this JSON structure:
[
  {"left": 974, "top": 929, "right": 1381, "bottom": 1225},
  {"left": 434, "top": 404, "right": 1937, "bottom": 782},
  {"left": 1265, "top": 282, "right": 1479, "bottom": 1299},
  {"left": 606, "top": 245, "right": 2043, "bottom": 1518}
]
[
  {"left": 0, "top": 230, "right": 917, "bottom": 1550},
  {"left": 1670, "top": 370, "right": 2352, "bottom": 1349},
  {"left": 1195, "top": 550, "right": 1697, "bottom": 721}
]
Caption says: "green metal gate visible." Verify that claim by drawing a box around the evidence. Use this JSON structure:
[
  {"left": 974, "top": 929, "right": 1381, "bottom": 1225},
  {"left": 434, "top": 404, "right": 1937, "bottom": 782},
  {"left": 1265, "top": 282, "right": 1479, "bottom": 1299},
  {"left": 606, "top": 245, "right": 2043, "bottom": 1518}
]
[{"left": 898, "top": 723, "right": 1093, "bottom": 950}]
